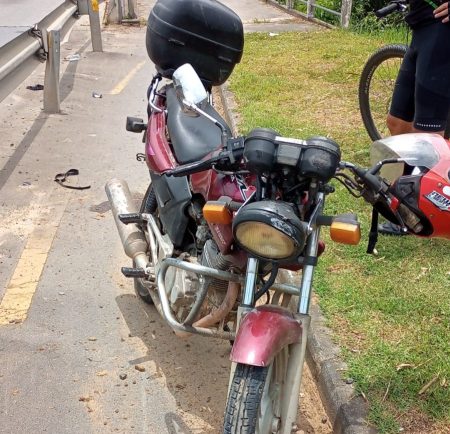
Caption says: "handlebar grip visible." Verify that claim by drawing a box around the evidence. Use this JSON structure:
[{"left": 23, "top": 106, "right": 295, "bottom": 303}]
[
  {"left": 354, "top": 166, "right": 384, "bottom": 192},
  {"left": 375, "top": 3, "right": 399, "bottom": 18}
]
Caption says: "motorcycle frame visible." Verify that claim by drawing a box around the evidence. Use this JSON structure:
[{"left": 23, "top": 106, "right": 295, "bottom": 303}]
[{"left": 143, "top": 77, "right": 325, "bottom": 431}]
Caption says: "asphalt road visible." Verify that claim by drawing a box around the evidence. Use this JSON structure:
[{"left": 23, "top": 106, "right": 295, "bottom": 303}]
[{"left": 0, "top": 2, "right": 326, "bottom": 433}]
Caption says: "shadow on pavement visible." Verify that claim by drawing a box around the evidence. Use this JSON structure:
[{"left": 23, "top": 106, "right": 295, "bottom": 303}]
[{"left": 116, "top": 293, "right": 232, "bottom": 434}]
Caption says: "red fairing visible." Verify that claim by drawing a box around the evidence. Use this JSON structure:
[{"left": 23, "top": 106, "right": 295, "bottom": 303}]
[
  {"left": 191, "top": 170, "right": 255, "bottom": 202},
  {"left": 146, "top": 99, "right": 176, "bottom": 173},
  {"left": 230, "top": 305, "right": 302, "bottom": 366},
  {"left": 418, "top": 138, "right": 450, "bottom": 239}
]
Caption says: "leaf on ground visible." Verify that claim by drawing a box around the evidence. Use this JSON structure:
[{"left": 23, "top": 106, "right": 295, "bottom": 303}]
[
  {"left": 418, "top": 375, "right": 439, "bottom": 395},
  {"left": 396, "top": 363, "right": 415, "bottom": 371},
  {"left": 96, "top": 371, "right": 108, "bottom": 377}
]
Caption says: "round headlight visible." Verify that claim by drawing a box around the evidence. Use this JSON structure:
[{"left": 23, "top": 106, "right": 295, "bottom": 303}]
[{"left": 232, "top": 201, "right": 307, "bottom": 261}]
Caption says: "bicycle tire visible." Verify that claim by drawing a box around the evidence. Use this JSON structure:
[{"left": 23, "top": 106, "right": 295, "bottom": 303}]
[{"left": 359, "top": 44, "right": 408, "bottom": 141}]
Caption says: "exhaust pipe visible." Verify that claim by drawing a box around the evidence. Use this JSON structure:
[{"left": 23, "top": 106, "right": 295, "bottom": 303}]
[{"left": 105, "top": 179, "right": 149, "bottom": 271}]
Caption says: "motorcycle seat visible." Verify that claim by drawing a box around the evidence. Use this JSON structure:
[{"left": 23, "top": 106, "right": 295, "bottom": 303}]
[{"left": 166, "top": 86, "right": 232, "bottom": 164}]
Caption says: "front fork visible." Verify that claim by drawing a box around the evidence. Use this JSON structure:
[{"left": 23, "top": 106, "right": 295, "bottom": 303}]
[{"left": 229, "top": 194, "right": 323, "bottom": 433}]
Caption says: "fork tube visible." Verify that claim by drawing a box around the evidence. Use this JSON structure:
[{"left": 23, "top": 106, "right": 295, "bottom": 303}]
[
  {"left": 241, "top": 257, "right": 259, "bottom": 307},
  {"left": 228, "top": 257, "right": 259, "bottom": 393},
  {"left": 298, "top": 193, "right": 324, "bottom": 314}
]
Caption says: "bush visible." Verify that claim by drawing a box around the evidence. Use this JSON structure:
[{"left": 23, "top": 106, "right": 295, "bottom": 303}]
[{"left": 350, "top": 0, "right": 406, "bottom": 32}]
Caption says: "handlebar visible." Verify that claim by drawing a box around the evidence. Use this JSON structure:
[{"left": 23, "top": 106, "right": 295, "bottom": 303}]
[
  {"left": 166, "top": 137, "right": 245, "bottom": 177},
  {"left": 375, "top": 1, "right": 406, "bottom": 18}
]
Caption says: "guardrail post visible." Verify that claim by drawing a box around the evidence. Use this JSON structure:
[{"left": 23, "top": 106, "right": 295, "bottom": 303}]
[
  {"left": 128, "top": 0, "right": 137, "bottom": 19},
  {"left": 340, "top": 0, "right": 353, "bottom": 28},
  {"left": 43, "top": 29, "right": 61, "bottom": 113},
  {"left": 88, "top": 0, "right": 103, "bottom": 52},
  {"left": 307, "top": 0, "right": 316, "bottom": 19}
]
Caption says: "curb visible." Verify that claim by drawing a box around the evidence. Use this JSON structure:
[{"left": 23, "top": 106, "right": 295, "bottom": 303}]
[{"left": 217, "top": 82, "right": 377, "bottom": 434}]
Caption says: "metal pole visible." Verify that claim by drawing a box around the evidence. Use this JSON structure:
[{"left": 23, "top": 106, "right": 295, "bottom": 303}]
[
  {"left": 307, "top": 0, "right": 316, "bottom": 19},
  {"left": 43, "top": 29, "right": 61, "bottom": 114},
  {"left": 87, "top": 0, "right": 103, "bottom": 52},
  {"left": 340, "top": 0, "right": 353, "bottom": 28},
  {"left": 128, "top": 0, "right": 137, "bottom": 18}
]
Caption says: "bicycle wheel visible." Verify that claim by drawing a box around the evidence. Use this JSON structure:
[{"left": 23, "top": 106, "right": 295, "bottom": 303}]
[{"left": 359, "top": 44, "right": 407, "bottom": 141}]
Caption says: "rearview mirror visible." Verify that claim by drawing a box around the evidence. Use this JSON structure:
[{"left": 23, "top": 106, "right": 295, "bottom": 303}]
[{"left": 173, "top": 64, "right": 208, "bottom": 112}]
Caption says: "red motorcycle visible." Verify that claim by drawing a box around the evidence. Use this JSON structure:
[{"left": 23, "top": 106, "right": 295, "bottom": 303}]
[{"left": 105, "top": 1, "right": 450, "bottom": 432}]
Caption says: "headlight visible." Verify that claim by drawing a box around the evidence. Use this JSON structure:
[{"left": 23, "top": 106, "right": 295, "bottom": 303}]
[{"left": 232, "top": 201, "right": 307, "bottom": 261}]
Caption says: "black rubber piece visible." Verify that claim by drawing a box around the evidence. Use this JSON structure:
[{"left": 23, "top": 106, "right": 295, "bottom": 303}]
[
  {"left": 378, "top": 222, "right": 409, "bottom": 236},
  {"left": 358, "top": 44, "right": 407, "bottom": 141},
  {"left": 121, "top": 267, "right": 147, "bottom": 278},
  {"left": 118, "top": 213, "right": 143, "bottom": 225}
]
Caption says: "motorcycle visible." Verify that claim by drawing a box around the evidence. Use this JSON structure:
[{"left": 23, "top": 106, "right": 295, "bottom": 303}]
[{"left": 105, "top": 1, "right": 450, "bottom": 432}]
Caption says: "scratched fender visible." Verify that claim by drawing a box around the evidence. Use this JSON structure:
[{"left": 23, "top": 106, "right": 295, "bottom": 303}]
[{"left": 230, "top": 305, "right": 302, "bottom": 367}]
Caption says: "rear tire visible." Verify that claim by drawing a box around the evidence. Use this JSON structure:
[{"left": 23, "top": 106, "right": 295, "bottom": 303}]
[
  {"left": 223, "top": 349, "right": 288, "bottom": 434},
  {"left": 359, "top": 44, "right": 407, "bottom": 141},
  {"left": 135, "top": 183, "right": 157, "bottom": 305}
]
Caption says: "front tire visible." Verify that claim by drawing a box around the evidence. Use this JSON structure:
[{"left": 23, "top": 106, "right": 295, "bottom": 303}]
[{"left": 223, "top": 349, "right": 288, "bottom": 434}]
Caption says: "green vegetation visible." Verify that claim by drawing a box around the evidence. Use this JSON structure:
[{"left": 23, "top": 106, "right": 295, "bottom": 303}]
[
  {"left": 228, "top": 30, "right": 450, "bottom": 433},
  {"left": 272, "top": 0, "right": 408, "bottom": 32}
]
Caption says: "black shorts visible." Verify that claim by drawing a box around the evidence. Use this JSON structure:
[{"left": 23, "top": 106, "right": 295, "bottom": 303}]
[{"left": 390, "top": 21, "right": 450, "bottom": 132}]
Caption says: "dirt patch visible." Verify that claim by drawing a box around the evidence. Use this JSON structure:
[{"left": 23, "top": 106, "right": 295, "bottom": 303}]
[{"left": 298, "top": 364, "right": 333, "bottom": 433}]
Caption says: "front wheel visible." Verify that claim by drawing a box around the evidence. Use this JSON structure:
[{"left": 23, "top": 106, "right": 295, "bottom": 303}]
[
  {"left": 223, "top": 349, "right": 288, "bottom": 434},
  {"left": 358, "top": 44, "right": 407, "bottom": 141}
]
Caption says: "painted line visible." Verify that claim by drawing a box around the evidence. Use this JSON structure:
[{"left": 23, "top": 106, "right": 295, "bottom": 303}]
[
  {"left": 110, "top": 61, "right": 146, "bottom": 95},
  {"left": 0, "top": 195, "right": 68, "bottom": 325}
]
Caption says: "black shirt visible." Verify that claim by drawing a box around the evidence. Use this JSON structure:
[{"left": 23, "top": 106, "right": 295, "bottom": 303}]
[{"left": 406, "top": 0, "right": 443, "bottom": 28}]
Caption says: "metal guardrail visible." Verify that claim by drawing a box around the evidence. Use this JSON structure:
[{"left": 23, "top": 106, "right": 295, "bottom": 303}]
[
  {"left": 0, "top": 0, "right": 103, "bottom": 112},
  {"left": 271, "top": 0, "right": 353, "bottom": 28}
]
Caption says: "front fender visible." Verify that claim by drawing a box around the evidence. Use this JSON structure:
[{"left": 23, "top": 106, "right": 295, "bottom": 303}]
[{"left": 230, "top": 305, "right": 302, "bottom": 367}]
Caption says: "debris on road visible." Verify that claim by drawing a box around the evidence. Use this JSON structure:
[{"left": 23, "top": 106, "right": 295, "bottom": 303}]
[
  {"left": 65, "top": 53, "right": 81, "bottom": 62},
  {"left": 26, "top": 84, "right": 44, "bottom": 91},
  {"left": 54, "top": 169, "right": 91, "bottom": 190},
  {"left": 134, "top": 364, "right": 146, "bottom": 372}
]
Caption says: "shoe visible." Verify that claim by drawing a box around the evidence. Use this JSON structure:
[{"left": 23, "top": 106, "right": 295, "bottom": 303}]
[{"left": 378, "top": 222, "right": 409, "bottom": 236}]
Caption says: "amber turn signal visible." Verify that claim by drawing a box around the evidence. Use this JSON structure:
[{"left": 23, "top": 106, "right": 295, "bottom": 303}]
[
  {"left": 330, "top": 221, "right": 361, "bottom": 245},
  {"left": 203, "top": 202, "right": 232, "bottom": 225}
]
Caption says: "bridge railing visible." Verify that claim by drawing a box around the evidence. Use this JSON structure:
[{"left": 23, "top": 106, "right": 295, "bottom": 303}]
[{"left": 0, "top": 0, "right": 103, "bottom": 112}]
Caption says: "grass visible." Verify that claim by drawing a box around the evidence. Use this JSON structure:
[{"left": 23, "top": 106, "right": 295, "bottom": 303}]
[{"left": 227, "top": 29, "right": 450, "bottom": 433}]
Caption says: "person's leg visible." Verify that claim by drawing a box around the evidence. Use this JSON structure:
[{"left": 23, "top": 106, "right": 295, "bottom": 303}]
[
  {"left": 386, "top": 113, "right": 414, "bottom": 135},
  {"left": 413, "top": 23, "right": 450, "bottom": 136},
  {"left": 412, "top": 83, "right": 449, "bottom": 136},
  {"left": 387, "top": 46, "right": 417, "bottom": 136}
]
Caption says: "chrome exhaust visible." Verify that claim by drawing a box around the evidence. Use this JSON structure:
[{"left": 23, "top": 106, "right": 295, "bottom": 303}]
[{"left": 105, "top": 179, "right": 149, "bottom": 271}]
